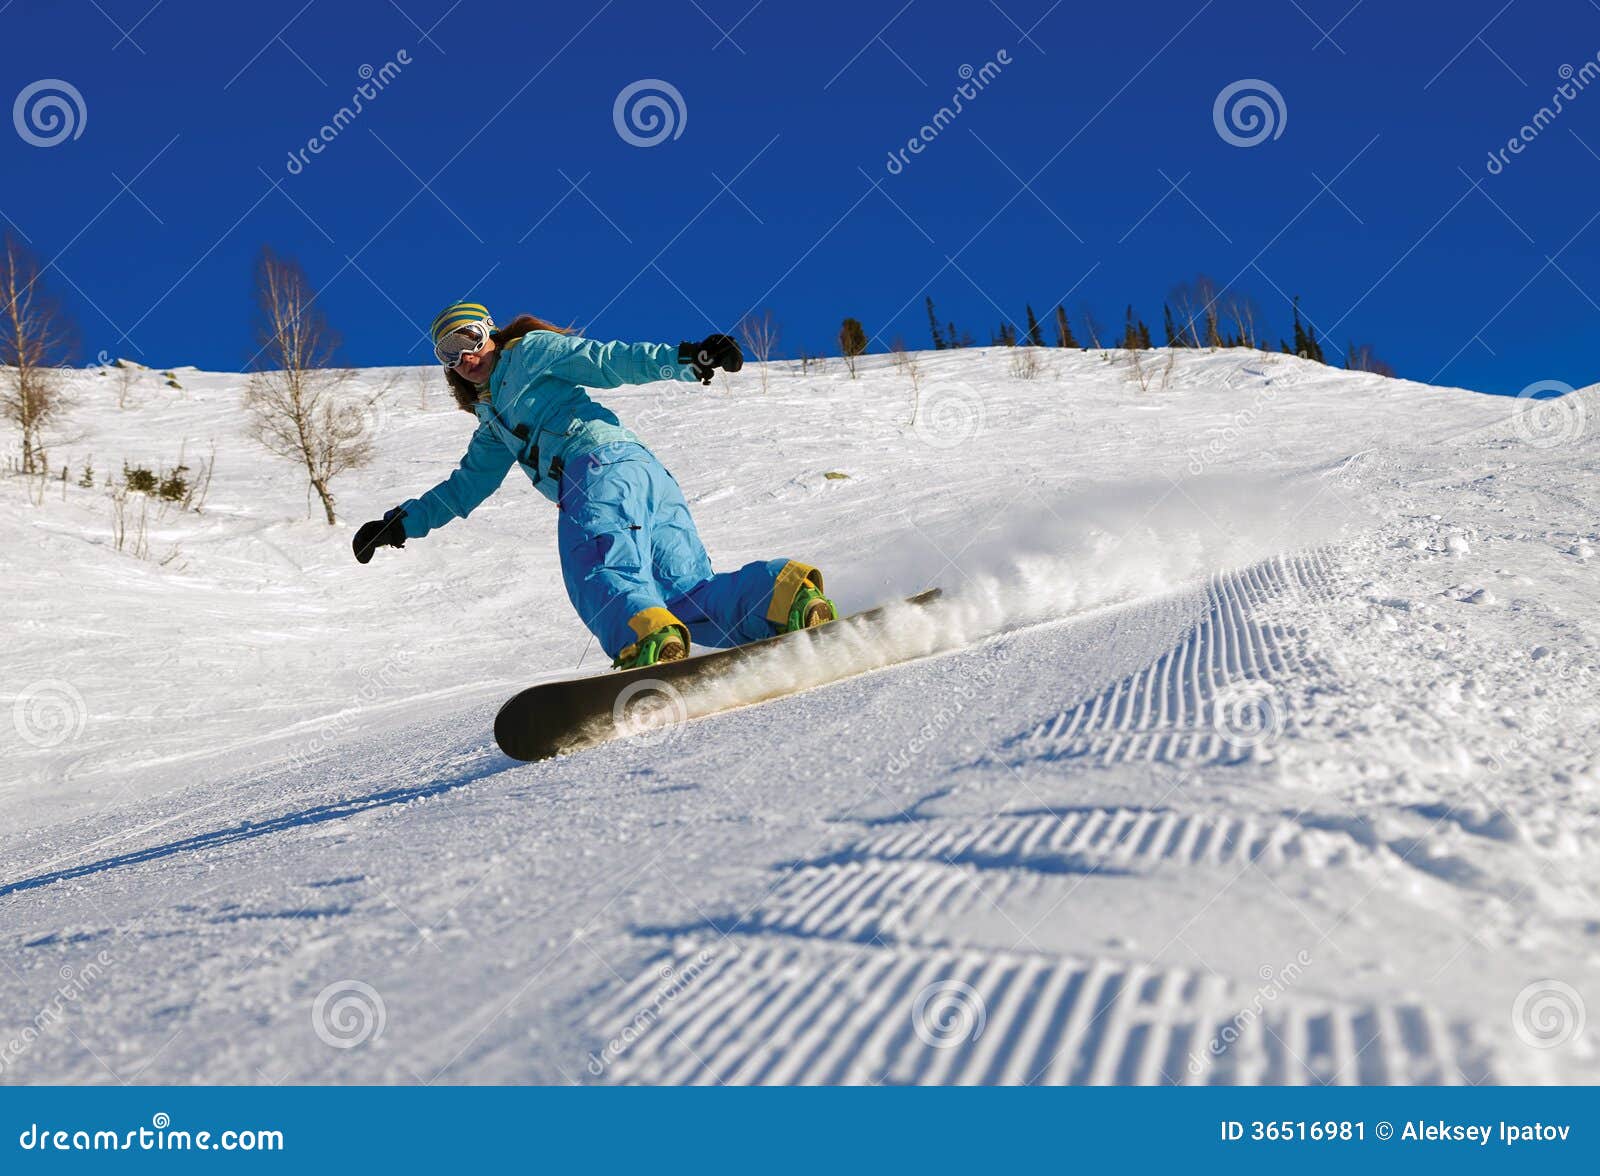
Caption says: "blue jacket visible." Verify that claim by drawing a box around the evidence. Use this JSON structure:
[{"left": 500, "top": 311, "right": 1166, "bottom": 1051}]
[{"left": 399, "top": 332, "right": 700, "bottom": 538}]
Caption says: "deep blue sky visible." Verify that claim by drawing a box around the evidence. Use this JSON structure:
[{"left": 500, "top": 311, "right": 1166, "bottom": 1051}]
[{"left": 4, "top": 0, "right": 1598, "bottom": 393}]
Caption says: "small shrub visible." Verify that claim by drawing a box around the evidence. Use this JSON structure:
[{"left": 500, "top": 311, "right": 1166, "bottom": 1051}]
[
  {"left": 1009, "top": 347, "right": 1043, "bottom": 380},
  {"left": 158, "top": 464, "right": 190, "bottom": 502},
  {"left": 123, "top": 462, "right": 158, "bottom": 493}
]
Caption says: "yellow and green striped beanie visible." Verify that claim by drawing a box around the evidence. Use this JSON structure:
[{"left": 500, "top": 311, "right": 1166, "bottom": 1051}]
[{"left": 430, "top": 301, "right": 494, "bottom": 345}]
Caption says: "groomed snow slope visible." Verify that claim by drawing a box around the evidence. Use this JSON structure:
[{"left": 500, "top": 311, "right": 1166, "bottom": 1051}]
[{"left": 1, "top": 347, "right": 1596, "bottom": 1084}]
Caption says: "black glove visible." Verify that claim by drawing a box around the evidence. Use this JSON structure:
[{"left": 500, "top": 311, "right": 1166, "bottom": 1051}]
[
  {"left": 678, "top": 334, "right": 743, "bottom": 384},
  {"left": 353, "top": 508, "right": 407, "bottom": 564}
]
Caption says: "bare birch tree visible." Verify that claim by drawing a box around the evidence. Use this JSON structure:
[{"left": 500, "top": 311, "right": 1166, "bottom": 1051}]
[
  {"left": 737, "top": 308, "right": 780, "bottom": 393},
  {"left": 243, "top": 246, "right": 377, "bottom": 525},
  {"left": 0, "top": 235, "right": 75, "bottom": 474}
]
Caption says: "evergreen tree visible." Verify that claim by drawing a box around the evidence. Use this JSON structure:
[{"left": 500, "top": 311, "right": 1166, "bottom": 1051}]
[
  {"left": 1138, "top": 320, "right": 1153, "bottom": 349},
  {"left": 926, "top": 297, "right": 946, "bottom": 351},
  {"left": 1163, "top": 303, "right": 1181, "bottom": 347},
  {"left": 1025, "top": 304, "right": 1046, "bottom": 347},
  {"left": 946, "top": 321, "right": 971, "bottom": 349},
  {"left": 1053, "top": 305, "right": 1078, "bottom": 348},
  {"left": 1287, "top": 296, "right": 1325, "bottom": 363},
  {"left": 1303, "top": 316, "right": 1325, "bottom": 364},
  {"left": 1122, "top": 305, "right": 1139, "bottom": 350}
]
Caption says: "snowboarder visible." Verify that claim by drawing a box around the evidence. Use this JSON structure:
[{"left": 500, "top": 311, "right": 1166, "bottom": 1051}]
[{"left": 352, "top": 303, "right": 836, "bottom": 669}]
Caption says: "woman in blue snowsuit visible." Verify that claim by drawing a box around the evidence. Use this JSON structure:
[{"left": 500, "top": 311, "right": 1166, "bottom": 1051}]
[{"left": 352, "top": 302, "right": 835, "bottom": 669}]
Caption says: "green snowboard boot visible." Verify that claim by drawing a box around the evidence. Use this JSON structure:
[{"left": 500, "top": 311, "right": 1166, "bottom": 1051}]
[
  {"left": 613, "top": 625, "right": 689, "bottom": 670},
  {"left": 784, "top": 584, "right": 838, "bottom": 633}
]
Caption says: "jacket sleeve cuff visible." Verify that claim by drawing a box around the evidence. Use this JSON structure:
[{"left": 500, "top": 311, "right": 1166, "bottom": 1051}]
[
  {"left": 671, "top": 342, "right": 702, "bottom": 382},
  {"left": 397, "top": 500, "right": 429, "bottom": 539}
]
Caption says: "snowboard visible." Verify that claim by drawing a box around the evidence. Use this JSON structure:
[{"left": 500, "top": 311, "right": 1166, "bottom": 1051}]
[{"left": 493, "top": 588, "right": 942, "bottom": 762}]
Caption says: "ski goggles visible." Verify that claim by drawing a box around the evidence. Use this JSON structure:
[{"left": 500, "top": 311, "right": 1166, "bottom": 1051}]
[{"left": 434, "top": 317, "right": 495, "bottom": 370}]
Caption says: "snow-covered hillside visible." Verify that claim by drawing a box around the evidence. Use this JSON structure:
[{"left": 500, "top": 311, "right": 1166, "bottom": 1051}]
[{"left": 2, "top": 347, "right": 1596, "bottom": 1084}]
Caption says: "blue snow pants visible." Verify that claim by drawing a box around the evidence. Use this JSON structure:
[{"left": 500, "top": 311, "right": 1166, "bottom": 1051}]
[{"left": 557, "top": 442, "right": 813, "bottom": 659}]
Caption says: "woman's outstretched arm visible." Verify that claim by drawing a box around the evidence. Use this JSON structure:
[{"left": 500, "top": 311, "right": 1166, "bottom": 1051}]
[
  {"left": 519, "top": 332, "right": 704, "bottom": 389},
  {"left": 397, "top": 421, "right": 516, "bottom": 539}
]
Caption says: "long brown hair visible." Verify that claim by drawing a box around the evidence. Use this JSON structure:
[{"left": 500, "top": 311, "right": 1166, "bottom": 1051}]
[{"left": 444, "top": 313, "right": 570, "bottom": 412}]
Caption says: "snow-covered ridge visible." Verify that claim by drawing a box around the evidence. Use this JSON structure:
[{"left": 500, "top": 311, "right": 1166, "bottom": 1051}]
[{"left": 2, "top": 347, "right": 1596, "bottom": 1083}]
